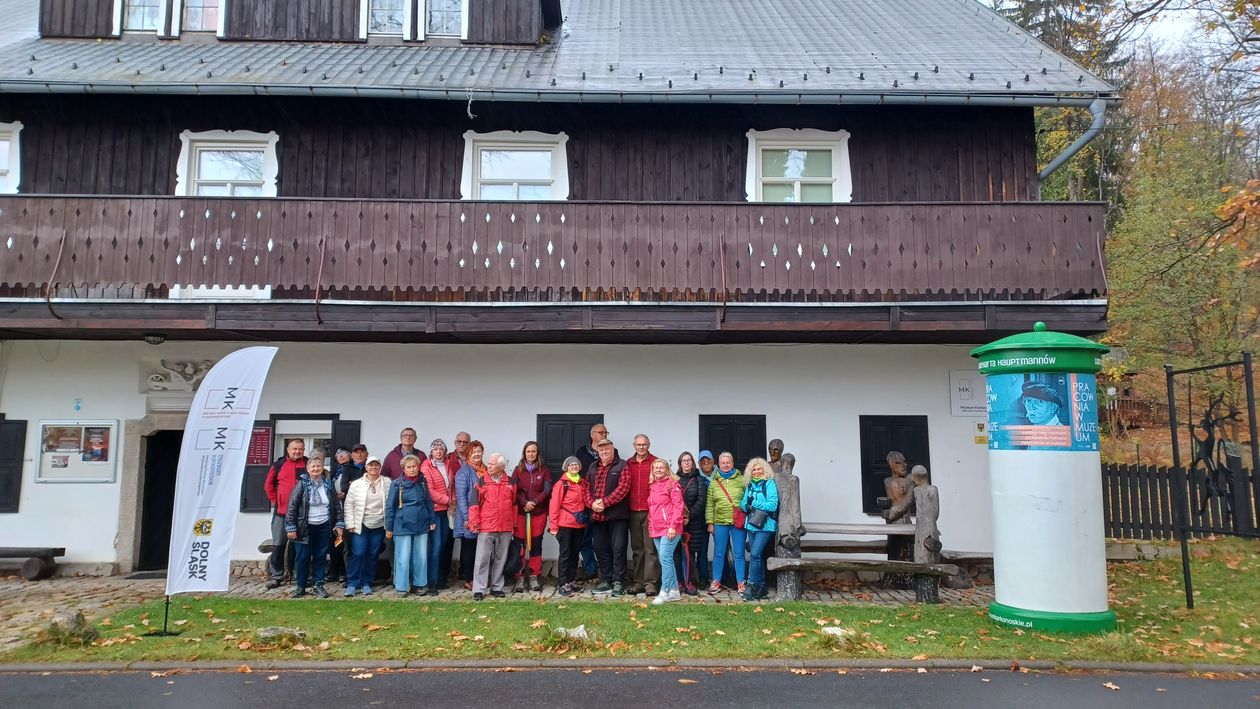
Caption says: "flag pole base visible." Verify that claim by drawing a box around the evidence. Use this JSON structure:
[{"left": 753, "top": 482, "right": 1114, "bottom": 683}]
[{"left": 144, "top": 595, "right": 183, "bottom": 638}]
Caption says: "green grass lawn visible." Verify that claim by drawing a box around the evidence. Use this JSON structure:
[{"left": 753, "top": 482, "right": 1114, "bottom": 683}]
[{"left": 5, "top": 537, "right": 1257, "bottom": 665}]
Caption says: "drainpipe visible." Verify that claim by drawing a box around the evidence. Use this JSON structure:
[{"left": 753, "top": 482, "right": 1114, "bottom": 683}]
[{"left": 1038, "top": 97, "right": 1106, "bottom": 187}]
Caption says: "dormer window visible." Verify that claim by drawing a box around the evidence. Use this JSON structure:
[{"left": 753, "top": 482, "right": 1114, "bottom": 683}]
[
  {"left": 368, "top": 0, "right": 405, "bottom": 35},
  {"left": 123, "top": 0, "right": 162, "bottom": 31},
  {"left": 180, "top": 0, "right": 219, "bottom": 32},
  {"left": 745, "top": 129, "right": 853, "bottom": 203},
  {"left": 460, "top": 131, "right": 570, "bottom": 201},
  {"left": 427, "top": 0, "right": 462, "bottom": 37},
  {"left": 175, "top": 130, "right": 280, "bottom": 198}
]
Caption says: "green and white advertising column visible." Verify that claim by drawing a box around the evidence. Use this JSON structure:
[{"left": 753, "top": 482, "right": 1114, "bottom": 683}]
[{"left": 971, "top": 322, "right": 1116, "bottom": 634}]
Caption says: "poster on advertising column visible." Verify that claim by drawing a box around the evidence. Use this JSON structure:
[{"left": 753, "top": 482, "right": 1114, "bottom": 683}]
[
  {"left": 985, "top": 372, "right": 1100, "bottom": 452},
  {"left": 165, "top": 346, "right": 278, "bottom": 596}
]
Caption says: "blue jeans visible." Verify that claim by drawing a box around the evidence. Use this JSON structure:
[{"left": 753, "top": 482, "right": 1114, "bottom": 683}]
[
  {"left": 392, "top": 533, "right": 429, "bottom": 592},
  {"left": 580, "top": 525, "right": 598, "bottom": 575},
  {"left": 347, "top": 525, "right": 385, "bottom": 590},
  {"left": 427, "top": 514, "right": 450, "bottom": 588},
  {"left": 711, "top": 524, "right": 746, "bottom": 585},
  {"left": 747, "top": 530, "right": 774, "bottom": 586},
  {"left": 653, "top": 535, "right": 681, "bottom": 592},
  {"left": 293, "top": 521, "right": 332, "bottom": 590}
]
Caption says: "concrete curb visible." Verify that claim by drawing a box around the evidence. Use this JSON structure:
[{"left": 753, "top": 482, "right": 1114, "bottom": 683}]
[{"left": 2, "top": 658, "right": 1258, "bottom": 675}]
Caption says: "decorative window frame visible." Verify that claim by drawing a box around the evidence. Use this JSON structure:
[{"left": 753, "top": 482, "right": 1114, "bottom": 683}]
[
  {"left": 175, "top": 129, "right": 280, "bottom": 198},
  {"left": 0, "top": 121, "right": 22, "bottom": 194},
  {"left": 168, "top": 0, "right": 227, "bottom": 38},
  {"left": 358, "top": 0, "right": 468, "bottom": 40},
  {"left": 113, "top": 0, "right": 170, "bottom": 35},
  {"left": 459, "top": 130, "right": 570, "bottom": 201},
  {"left": 744, "top": 128, "right": 853, "bottom": 203}
]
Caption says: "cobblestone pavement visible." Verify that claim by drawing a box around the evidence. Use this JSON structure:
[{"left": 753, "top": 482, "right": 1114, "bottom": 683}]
[{"left": 0, "top": 573, "right": 993, "bottom": 653}]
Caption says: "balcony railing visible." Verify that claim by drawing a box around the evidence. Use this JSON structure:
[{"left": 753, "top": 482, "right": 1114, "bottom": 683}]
[{"left": 0, "top": 197, "right": 1105, "bottom": 302}]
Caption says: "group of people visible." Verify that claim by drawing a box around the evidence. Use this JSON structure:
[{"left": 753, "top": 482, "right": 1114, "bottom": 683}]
[{"left": 262, "top": 425, "right": 790, "bottom": 604}]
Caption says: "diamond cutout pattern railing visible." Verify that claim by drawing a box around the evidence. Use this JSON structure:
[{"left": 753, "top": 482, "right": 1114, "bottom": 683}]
[{"left": 0, "top": 197, "right": 1106, "bottom": 301}]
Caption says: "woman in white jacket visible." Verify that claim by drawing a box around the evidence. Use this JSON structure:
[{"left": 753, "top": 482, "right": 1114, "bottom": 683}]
[{"left": 343, "top": 455, "right": 389, "bottom": 596}]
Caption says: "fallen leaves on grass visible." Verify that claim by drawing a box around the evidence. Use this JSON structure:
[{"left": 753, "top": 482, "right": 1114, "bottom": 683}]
[
  {"left": 237, "top": 665, "right": 252, "bottom": 673},
  {"left": 789, "top": 668, "right": 815, "bottom": 676},
  {"left": 530, "top": 619, "right": 547, "bottom": 629}
]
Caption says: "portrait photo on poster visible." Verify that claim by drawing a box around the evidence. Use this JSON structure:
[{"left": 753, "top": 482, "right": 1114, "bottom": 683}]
[{"left": 985, "top": 373, "right": 1098, "bottom": 451}]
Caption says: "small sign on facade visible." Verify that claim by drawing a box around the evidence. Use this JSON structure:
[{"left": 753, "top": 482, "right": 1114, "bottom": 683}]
[{"left": 950, "top": 369, "right": 988, "bottom": 417}]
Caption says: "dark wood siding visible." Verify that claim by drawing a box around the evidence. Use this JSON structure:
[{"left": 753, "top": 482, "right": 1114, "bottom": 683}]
[
  {"left": 466, "top": 0, "right": 542, "bottom": 44},
  {"left": 223, "top": 0, "right": 360, "bottom": 41},
  {"left": 0, "top": 95, "right": 1038, "bottom": 201},
  {"left": 39, "top": 0, "right": 116, "bottom": 38}
]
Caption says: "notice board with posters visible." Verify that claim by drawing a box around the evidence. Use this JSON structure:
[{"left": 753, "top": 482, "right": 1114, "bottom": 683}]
[{"left": 37, "top": 420, "right": 119, "bottom": 483}]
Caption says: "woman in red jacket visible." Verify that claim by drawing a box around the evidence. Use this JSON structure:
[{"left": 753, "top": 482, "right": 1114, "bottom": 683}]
[
  {"left": 548, "top": 456, "right": 591, "bottom": 597},
  {"left": 419, "top": 438, "right": 455, "bottom": 591},
  {"left": 511, "top": 441, "right": 552, "bottom": 593}
]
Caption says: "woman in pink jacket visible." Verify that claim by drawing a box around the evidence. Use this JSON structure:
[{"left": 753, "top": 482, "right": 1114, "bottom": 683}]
[{"left": 647, "top": 458, "right": 685, "bottom": 605}]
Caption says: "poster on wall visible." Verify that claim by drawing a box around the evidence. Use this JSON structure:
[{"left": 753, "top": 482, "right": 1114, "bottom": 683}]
[
  {"left": 37, "top": 420, "right": 119, "bottom": 483},
  {"left": 950, "top": 369, "right": 988, "bottom": 417},
  {"left": 985, "top": 373, "right": 1099, "bottom": 452}
]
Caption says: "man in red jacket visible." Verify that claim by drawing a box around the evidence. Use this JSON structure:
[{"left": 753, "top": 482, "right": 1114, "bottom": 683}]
[
  {"left": 263, "top": 438, "right": 308, "bottom": 589},
  {"left": 625, "top": 434, "right": 659, "bottom": 595},
  {"left": 468, "top": 453, "right": 517, "bottom": 600}
]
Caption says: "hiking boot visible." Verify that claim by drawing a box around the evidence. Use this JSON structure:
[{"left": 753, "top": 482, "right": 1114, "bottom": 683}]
[
  {"left": 491, "top": 590, "right": 507, "bottom": 598},
  {"left": 644, "top": 583, "right": 657, "bottom": 596},
  {"left": 473, "top": 592, "right": 485, "bottom": 601},
  {"left": 592, "top": 582, "right": 612, "bottom": 594},
  {"left": 558, "top": 583, "right": 575, "bottom": 597},
  {"left": 683, "top": 583, "right": 698, "bottom": 596},
  {"left": 265, "top": 579, "right": 282, "bottom": 590},
  {"left": 291, "top": 587, "right": 307, "bottom": 599},
  {"left": 313, "top": 585, "right": 329, "bottom": 599},
  {"left": 425, "top": 586, "right": 441, "bottom": 596},
  {"left": 512, "top": 578, "right": 525, "bottom": 593},
  {"left": 531, "top": 577, "right": 544, "bottom": 592},
  {"left": 611, "top": 581, "right": 625, "bottom": 597},
  {"left": 756, "top": 583, "right": 770, "bottom": 600}
]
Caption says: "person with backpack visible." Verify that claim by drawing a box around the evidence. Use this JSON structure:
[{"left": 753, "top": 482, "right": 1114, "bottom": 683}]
[
  {"left": 739, "top": 457, "right": 780, "bottom": 601},
  {"left": 647, "top": 458, "right": 685, "bottom": 605},
  {"left": 264, "top": 438, "right": 307, "bottom": 590},
  {"left": 284, "top": 450, "right": 344, "bottom": 598},
  {"left": 384, "top": 454, "right": 437, "bottom": 596},
  {"left": 468, "top": 453, "right": 518, "bottom": 600},
  {"left": 548, "top": 456, "right": 592, "bottom": 597},
  {"left": 706, "top": 451, "right": 748, "bottom": 595}
]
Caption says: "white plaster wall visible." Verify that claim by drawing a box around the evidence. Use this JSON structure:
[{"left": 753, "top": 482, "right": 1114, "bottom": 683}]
[{"left": 0, "top": 340, "right": 993, "bottom": 565}]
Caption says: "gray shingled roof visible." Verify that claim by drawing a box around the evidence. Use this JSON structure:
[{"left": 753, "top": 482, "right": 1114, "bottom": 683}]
[{"left": 0, "top": 0, "right": 1114, "bottom": 105}]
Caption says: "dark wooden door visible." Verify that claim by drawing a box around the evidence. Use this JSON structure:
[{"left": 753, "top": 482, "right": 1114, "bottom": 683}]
[
  {"left": 138, "top": 429, "right": 183, "bottom": 570},
  {"left": 0, "top": 418, "right": 27, "bottom": 513},
  {"left": 537, "top": 414, "right": 604, "bottom": 482},
  {"left": 858, "top": 415, "right": 931, "bottom": 514},
  {"left": 698, "top": 415, "right": 767, "bottom": 471}
]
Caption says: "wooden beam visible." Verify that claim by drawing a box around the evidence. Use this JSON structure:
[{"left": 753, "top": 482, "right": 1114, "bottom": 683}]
[
  {"left": 767, "top": 557, "right": 960, "bottom": 576},
  {"left": 799, "top": 539, "right": 887, "bottom": 554},
  {"left": 803, "top": 522, "right": 916, "bottom": 536}
]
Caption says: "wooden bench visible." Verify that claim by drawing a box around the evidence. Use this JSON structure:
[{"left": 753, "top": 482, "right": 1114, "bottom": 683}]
[{"left": 0, "top": 547, "right": 66, "bottom": 580}]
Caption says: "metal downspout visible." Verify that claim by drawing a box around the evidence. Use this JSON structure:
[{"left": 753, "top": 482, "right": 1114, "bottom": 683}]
[{"left": 1038, "top": 97, "right": 1106, "bottom": 189}]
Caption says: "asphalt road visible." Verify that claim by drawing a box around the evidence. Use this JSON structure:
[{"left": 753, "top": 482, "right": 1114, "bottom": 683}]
[{"left": 1, "top": 668, "right": 1256, "bottom": 708}]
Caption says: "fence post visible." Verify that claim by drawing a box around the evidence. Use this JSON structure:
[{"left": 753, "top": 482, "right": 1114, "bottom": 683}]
[
  {"left": 1165, "top": 363, "right": 1194, "bottom": 609},
  {"left": 1244, "top": 352, "right": 1259, "bottom": 536}
]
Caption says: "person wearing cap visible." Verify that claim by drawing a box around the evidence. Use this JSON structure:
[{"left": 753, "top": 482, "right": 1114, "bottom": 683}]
[
  {"left": 572, "top": 423, "right": 611, "bottom": 581},
  {"left": 330, "top": 445, "right": 367, "bottom": 582},
  {"left": 587, "top": 437, "right": 631, "bottom": 596},
  {"left": 382, "top": 428, "right": 426, "bottom": 480},
  {"left": 385, "top": 454, "right": 437, "bottom": 595},
  {"left": 676, "top": 451, "right": 708, "bottom": 594},
  {"left": 697, "top": 449, "right": 716, "bottom": 483},
  {"left": 420, "top": 438, "right": 455, "bottom": 591},
  {"left": 1022, "top": 382, "right": 1066, "bottom": 426},
  {"left": 549, "top": 456, "right": 592, "bottom": 597},
  {"left": 343, "top": 455, "right": 388, "bottom": 596},
  {"left": 511, "top": 441, "right": 552, "bottom": 592}
]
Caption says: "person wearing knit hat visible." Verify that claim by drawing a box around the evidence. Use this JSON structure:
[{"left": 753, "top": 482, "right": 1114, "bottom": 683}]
[
  {"left": 548, "top": 456, "right": 592, "bottom": 597},
  {"left": 419, "top": 437, "right": 456, "bottom": 593}
]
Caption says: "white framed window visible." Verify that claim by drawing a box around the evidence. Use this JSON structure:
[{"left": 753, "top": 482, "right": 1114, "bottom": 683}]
[
  {"left": 180, "top": 0, "right": 219, "bottom": 32},
  {"left": 119, "top": 0, "right": 165, "bottom": 32},
  {"left": 460, "top": 130, "right": 570, "bottom": 201},
  {"left": 358, "top": 0, "right": 467, "bottom": 40},
  {"left": 0, "top": 121, "right": 22, "bottom": 194},
  {"left": 745, "top": 128, "right": 852, "bottom": 203},
  {"left": 175, "top": 130, "right": 280, "bottom": 197}
]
